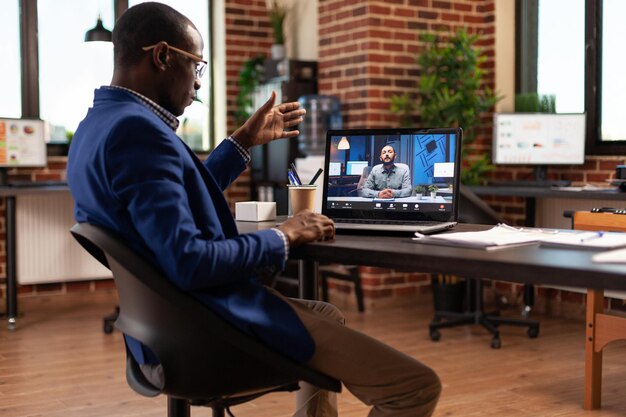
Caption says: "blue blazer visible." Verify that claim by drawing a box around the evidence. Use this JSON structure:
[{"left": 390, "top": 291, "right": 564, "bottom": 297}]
[{"left": 68, "top": 87, "right": 314, "bottom": 363}]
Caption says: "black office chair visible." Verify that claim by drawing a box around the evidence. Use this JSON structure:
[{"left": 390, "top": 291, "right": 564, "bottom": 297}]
[
  {"left": 427, "top": 186, "right": 540, "bottom": 349},
  {"left": 319, "top": 265, "right": 365, "bottom": 312},
  {"left": 70, "top": 223, "right": 341, "bottom": 417}
]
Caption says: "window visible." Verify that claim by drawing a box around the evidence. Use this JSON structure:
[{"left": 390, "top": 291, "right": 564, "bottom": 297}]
[
  {"left": 130, "top": 0, "right": 212, "bottom": 151},
  {"left": 0, "top": 0, "right": 22, "bottom": 118},
  {"left": 536, "top": 0, "right": 585, "bottom": 113},
  {"left": 517, "top": 0, "right": 626, "bottom": 154},
  {"left": 599, "top": 0, "right": 626, "bottom": 141},
  {"left": 4, "top": 0, "right": 213, "bottom": 151},
  {"left": 38, "top": 0, "right": 115, "bottom": 142}
]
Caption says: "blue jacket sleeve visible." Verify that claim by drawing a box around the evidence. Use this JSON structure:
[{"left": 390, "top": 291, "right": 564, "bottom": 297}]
[
  {"left": 203, "top": 140, "right": 247, "bottom": 191},
  {"left": 106, "top": 118, "right": 286, "bottom": 290}
]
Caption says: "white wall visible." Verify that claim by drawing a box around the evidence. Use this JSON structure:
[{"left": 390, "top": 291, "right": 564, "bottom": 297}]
[
  {"left": 282, "top": 0, "right": 318, "bottom": 60},
  {"left": 212, "top": 0, "right": 227, "bottom": 143},
  {"left": 495, "top": 0, "right": 515, "bottom": 112}
]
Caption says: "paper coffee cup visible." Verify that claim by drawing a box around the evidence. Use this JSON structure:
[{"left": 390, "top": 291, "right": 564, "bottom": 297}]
[{"left": 288, "top": 185, "right": 317, "bottom": 216}]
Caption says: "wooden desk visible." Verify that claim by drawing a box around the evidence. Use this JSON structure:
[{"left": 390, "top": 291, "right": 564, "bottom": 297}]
[
  {"left": 238, "top": 220, "right": 626, "bottom": 410},
  {"left": 573, "top": 211, "right": 626, "bottom": 410}
]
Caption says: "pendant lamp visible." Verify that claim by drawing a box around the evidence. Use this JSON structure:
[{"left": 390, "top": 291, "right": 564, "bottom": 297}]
[
  {"left": 85, "top": 16, "right": 112, "bottom": 42},
  {"left": 337, "top": 136, "right": 350, "bottom": 150}
]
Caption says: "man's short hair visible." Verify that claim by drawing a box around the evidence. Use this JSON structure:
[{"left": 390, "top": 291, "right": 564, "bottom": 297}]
[{"left": 112, "top": 2, "right": 195, "bottom": 68}]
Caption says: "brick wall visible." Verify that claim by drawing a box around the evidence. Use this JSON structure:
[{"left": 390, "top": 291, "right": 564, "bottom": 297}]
[
  {"left": 221, "top": 0, "right": 274, "bottom": 209},
  {"left": 3, "top": 1, "right": 626, "bottom": 317},
  {"left": 317, "top": 0, "right": 498, "bottom": 309}
]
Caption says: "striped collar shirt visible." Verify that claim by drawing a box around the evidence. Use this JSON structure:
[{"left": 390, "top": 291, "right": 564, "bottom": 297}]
[{"left": 106, "top": 85, "right": 180, "bottom": 132}]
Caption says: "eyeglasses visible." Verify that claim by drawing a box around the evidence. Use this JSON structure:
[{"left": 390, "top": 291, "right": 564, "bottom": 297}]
[{"left": 142, "top": 42, "right": 207, "bottom": 78}]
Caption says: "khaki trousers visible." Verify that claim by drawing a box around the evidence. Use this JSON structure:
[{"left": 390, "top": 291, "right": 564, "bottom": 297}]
[
  {"left": 140, "top": 291, "right": 441, "bottom": 417},
  {"left": 285, "top": 296, "right": 441, "bottom": 417}
]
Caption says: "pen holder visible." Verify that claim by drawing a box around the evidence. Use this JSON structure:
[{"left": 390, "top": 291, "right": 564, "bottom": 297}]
[{"left": 287, "top": 185, "right": 317, "bottom": 217}]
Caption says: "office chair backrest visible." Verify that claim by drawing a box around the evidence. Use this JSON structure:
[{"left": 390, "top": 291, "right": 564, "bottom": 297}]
[
  {"left": 356, "top": 165, "right": 371, "bottom": 191},
  {"left": 70, "top": 223, "right": 341, "bottom": 401},
  {"left": 458, "top": 185, "right": 503, "bottom": 225},
  {"left": 573, "top": 211, "right": 626, "bottom": 232}
]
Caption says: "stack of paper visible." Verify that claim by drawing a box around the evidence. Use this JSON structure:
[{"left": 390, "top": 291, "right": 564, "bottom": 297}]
[
  {"left": 592, "top": 248, "right": 626, "bottom": 263},
  {"left": 414, "top": 225, "right": 541, "bottom": 250},
  {"left": 538, "top": 231, "right": 626, "bottom": 249},
  {"left": 414, "top": 224, "right": 626, "bottom": 251}
]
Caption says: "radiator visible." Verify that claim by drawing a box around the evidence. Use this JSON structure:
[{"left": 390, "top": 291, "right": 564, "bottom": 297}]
[{"left": 15, "top": 192, "right": 111, "bottom": 284}]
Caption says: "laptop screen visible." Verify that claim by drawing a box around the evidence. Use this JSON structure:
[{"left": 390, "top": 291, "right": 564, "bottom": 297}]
[{"left": 322, "top": 128, "right": 462, "bottom": 222}]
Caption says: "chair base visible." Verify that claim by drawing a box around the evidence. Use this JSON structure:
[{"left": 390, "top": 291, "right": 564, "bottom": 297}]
[
  {"left": 428, "top": 279, "right": 540, "bottom": 349},
  {"left": 103, "top": 305, "right": 120, "bottom": 334}
]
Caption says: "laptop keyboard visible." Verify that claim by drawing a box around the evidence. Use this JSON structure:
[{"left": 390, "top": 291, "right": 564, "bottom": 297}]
[{"left": 335, "top": 219, "right": 440, "bottom": 226}]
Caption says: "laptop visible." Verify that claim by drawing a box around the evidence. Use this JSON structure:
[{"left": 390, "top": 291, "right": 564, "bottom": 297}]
[{"left": 322, "top": 128, "right": 462, "bottom": 234}]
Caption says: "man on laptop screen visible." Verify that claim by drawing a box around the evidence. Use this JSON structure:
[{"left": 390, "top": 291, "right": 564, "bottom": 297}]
[
  {"left": 359, "top": 144, "right": 412, "bottom": 198},
  {"left": 322, "top": 128, "right": 461, "bottom": 234}
]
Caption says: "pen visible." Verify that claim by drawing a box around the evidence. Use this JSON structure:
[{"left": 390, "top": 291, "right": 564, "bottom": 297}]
[
  {"left": 288, "top": 170, "right": 299, "bottom": 185},
  {"left": 290, "top": 163, "right": 302, "bottom": 185},
  {"left": 580, "top": 231, "right": 605, "bottom": 242},
  {"left": 309, "top": 168, "right": 323, "bottom": 185}
]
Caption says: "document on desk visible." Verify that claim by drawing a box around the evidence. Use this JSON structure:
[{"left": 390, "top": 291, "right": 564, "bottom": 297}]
[
  {"left": 412, "top": 225, "right": 541, "bottom": 250},
  {"left": 592, "top": 247, "right": 626, "bottom": 263},
  {"left": 538, "top": 231, "right": 626, "bottom": 250}
]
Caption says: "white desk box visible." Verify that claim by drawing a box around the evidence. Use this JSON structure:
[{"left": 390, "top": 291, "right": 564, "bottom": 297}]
[{"left": 235, "top": 201, "right": 277, "bottom": 222}]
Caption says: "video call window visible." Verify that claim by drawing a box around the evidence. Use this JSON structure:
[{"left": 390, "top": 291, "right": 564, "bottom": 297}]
[{"left": 326, "top": 132, "right": 457, "bottom": 212}]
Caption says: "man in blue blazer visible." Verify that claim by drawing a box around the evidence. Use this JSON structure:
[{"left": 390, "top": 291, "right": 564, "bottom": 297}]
[{"left": 68, "top": 3, "right": 440, "bottom": 416}]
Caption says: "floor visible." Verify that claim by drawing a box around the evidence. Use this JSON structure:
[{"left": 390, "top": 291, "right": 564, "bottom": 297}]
[{"left": 0, "top": 291, "right": 625, "bottom": 416}]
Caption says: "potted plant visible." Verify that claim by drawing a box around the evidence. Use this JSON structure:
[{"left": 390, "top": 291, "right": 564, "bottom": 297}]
[
  {"left": 413, "top": 184, "right": 425, "bottom": 199},
  {"left": 268, "top": 0, "right": 287, "bottom": 60},
  {"left": 428, "top": 184, "right": 438, "bottom": 198},
  {"left": 235, "top": 56, "right": 265, "bottom": 126},
  {"left": 389, "top": 29, "right": 501, "bottom": 185}
]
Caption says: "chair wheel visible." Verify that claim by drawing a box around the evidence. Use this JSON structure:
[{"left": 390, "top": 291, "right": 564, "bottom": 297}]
[
  {"left": 491, "top": 337, "right": 501, "bottom": 349},
  {"left": 527, "top": 326, "right": 539, "bottom": 338},
  {"left": 103, "top": 322, "right": 114, "bottom": 334},
  {"left": 429, "top": 329, "right": 441, "bottom": 341}
]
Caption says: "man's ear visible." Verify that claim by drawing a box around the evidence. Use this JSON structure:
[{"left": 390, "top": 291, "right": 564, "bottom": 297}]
[{"left": 150, "top": 42, "right": 170, "bottom": 71}]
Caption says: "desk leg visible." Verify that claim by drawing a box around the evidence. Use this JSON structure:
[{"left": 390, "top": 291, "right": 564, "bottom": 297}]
[
  {"left": 584, "top": 288, "right": 604, "bottom": 410},
  {"left": 298, "top": 260, "right": 318, "bottom": 300},
  {"left": 5, "top": 196, "right": 17, "bottom": 330},
  {"left": 524, "top": 197, "right": 536, "bottom": 227}
]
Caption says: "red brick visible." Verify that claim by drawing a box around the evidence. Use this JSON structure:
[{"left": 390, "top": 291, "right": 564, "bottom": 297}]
[
  {"left": 67, "top": 281, "right": 91, "bottom": 292},
  {"left": 587, "top": 172, "right": 611, "bottom": 183},
  {"left": 394, "top": 286, "right": 417, "bottom": 296},
  {"left": 418, "top": 10, "right": 438, "bottom": 19},
  {"left": 95, "top": 279, "right": 116, "bottom": 290}
]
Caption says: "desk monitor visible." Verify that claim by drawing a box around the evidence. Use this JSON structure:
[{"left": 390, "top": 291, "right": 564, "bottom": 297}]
[
  {"left": 328, "top": 161, "right": 342, "bottom": 176},
  {"left": 0, "top": 118, "right": 48, "bottom": 168},
  {"left": 346, "top": 160, "right": 368, "bottom": 176},
  {"left": 493, "top": 113, "right": 585, "bottom": 183}
]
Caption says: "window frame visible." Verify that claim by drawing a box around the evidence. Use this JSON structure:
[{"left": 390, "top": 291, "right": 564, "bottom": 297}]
[
  {"left": 516, "top": 0, "right": 626, "bottom": 156},
  {"left": 17, "top": 0, "right": 215, "bottom": 152},
  {"left": 584, "top": 0, "right": 626, "bottom": 154}
]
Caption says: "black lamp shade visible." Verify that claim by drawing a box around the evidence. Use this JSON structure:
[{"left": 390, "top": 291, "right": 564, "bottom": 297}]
[{"left": 85, "top": 17, "right": 112, "bottom": 42}]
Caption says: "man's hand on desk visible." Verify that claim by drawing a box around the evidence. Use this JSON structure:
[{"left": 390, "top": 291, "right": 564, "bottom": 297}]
[
  {"left": 378, "top": 189, "right": 394, "bottom": 199},
  {"left": 277, "top": 210, "right": 335, "bottom": 247}
]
